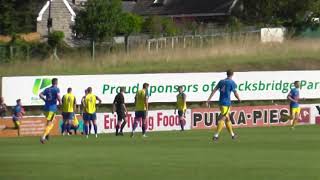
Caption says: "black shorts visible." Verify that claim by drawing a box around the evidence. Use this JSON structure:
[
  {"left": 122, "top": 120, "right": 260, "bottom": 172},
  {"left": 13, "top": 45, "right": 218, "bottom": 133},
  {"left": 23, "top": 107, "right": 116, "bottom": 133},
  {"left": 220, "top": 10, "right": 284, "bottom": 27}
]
[
  {"left": 178, "top": 110, "right": 185, "bottom": 117},
  {"left": 135, "top": 111, "right": 146, "bottom": 119},
  {"left": 117, "top": 111, "right": 126, "bottom": 122}
]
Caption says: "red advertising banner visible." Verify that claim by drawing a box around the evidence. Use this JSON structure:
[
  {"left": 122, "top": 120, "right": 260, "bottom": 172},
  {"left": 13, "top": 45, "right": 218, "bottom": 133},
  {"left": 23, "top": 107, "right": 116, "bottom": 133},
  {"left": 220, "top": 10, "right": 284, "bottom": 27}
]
[{"left": 192, "top": 105, "right": 311, "bottom": 129}]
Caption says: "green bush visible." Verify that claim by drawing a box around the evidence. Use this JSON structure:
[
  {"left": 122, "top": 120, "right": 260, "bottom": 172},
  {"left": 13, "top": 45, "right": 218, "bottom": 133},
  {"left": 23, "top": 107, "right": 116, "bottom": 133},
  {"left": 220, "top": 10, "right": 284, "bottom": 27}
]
[{"left": 48, "top": 31, "right": 65, "bottom": 48}]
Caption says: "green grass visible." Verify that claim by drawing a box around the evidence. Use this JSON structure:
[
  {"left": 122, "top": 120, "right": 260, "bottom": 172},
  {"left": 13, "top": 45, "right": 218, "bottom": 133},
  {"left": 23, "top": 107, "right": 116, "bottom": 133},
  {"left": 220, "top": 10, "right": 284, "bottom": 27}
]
[{"left": 0, "top": 125, "right": 319, "bottom": 180}]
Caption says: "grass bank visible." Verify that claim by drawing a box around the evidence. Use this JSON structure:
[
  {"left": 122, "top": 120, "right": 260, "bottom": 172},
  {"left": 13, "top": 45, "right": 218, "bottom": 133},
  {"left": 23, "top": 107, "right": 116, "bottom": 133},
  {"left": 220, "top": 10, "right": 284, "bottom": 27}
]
[{"left": 1, "top": 39, "right": 320, "bottom": 77}]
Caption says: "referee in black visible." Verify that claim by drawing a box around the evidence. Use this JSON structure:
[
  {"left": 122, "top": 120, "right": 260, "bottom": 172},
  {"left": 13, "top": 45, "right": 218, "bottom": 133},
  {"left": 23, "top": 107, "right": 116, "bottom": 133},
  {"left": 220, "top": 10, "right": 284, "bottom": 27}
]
[{"left": 112, "top": 87, "right": 128, "bottom": 136}]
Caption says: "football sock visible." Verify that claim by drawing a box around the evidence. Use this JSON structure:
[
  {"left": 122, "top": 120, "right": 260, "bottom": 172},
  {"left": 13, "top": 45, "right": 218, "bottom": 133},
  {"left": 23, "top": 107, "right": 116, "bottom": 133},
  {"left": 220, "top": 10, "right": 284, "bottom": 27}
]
[
  {"left": 84, "top": 124, "right": 88, "bottom": 135},
  {"left": 142, "top": 123, "right": 146, "bottom": 135},
  {"left": 292, "top": 119, "right": 298, "bottom": 127},
  {"left": 66, "top": 123, "right": 71, "bottom": 134},
  {"left": 116, "top": 125, "right": 119, "bottom": 134},
  {"left": 43, "top": 123, "right": 54, "bottom": 139},
  {"left": 214, "top": 120, "right": 225, "bottom": 137},
  {"left": 120, "top": 121, "right": 126, "bottom": 132},
  {"left": 93, "top": 124, "right": 97, "bottom": 134},
  {"left": 180, "top": 119, "right": 184, "bottom": 131},
  {"left": 61, "top": 123, "right": 65, "bottom": 134},
  {"left": 132, "top": 118, "right": 139, "bottom": 132},
  {"left": 89, "top": 124, "right": 92, "bottom": 134},
  {"left": 226, "top": 120, "right": 235, "bottom": 136}
]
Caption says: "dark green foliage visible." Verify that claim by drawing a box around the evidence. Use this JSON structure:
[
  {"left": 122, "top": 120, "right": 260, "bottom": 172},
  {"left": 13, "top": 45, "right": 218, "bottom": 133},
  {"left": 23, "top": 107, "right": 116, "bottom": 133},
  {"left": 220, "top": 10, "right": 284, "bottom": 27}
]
[
  {"left": 48, "top": 31, "right": 64, "bottom": 48},
  {"left": 73, "top": 0, "right": 122, "bottom": 42},
  {"left": 73, "top": 0, "right": 123, "bottom": 59},
  {"left": 143, "top": 16, "right": 179, "bottom": 37},
  {"left": 0, "top": 0, "right": 46, "bottom": 35},
  {"left": 240, "top": 0, "right": 320, "bottom": 35},
  {"left": 118, "top": 13, "right": 143, "bottom": 36}
]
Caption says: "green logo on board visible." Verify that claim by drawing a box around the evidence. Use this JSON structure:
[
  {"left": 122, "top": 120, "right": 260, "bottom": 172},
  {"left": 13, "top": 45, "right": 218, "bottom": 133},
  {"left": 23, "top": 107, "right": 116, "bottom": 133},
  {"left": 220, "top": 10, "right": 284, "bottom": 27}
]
[{"left": 32, "top": 78, "right": 51, "bottom": 95}]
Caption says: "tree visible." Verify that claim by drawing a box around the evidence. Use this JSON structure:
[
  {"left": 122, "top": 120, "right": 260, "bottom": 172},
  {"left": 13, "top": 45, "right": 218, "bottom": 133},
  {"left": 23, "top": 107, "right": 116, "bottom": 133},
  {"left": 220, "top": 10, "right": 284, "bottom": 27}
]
[
  {"left": 0, "top": 1, "right": 16, "bottom": 35},
  {"left": 73, "top": 0, "right": 122, "bottom": 60},
  {"left": 0, "top": 0, "right": 47, "bottom": 35},
  {"left": 48, "top": 31, "right": 64, "bottom": 60},
  {"left": 161, "top": 18, "right": 179, "bottom": 36},
  {"left": 240, "top": 0, "right": 320, "bottom": 35},
  {"left": 142, "top": 16, "right": 180, "bottom": 37},
  {"left": 117, "top": 13, "right": 143, "bottom": 52},
  {"left": 142, "top": 16, "right": 163, "bottom": 38}
]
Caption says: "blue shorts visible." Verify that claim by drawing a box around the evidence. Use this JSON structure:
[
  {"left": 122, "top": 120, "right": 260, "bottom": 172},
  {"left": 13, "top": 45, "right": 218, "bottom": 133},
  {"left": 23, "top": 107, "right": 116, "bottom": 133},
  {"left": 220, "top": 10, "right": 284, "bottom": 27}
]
[
  {"left": 12, "top": 115, "right": 20, "bottom": 121},
  {"left": 83, "top": 113, "right": 97, "bottom": 121},
  {"left": 135, "top": 111, "right": 146, "bottom": 119},
  {"left": 62, "top": 112, "right": 74, "bottom": 120}
]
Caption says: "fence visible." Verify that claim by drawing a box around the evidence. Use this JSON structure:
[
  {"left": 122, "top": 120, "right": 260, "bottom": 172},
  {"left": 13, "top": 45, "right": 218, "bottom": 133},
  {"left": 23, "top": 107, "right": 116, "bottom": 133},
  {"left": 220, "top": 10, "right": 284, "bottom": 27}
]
[
  {"left": 0, "top": 29, "right": 261, "bottom": 61},
  {"left": 146, "top": 30, "right": 261, "bottom": 51}
]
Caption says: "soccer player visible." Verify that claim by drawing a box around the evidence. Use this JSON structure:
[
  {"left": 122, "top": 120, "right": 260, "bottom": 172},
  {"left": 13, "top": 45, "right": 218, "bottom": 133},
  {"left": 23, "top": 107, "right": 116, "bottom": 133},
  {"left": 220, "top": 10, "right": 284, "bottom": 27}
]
[
  {"left": 39, "top": 78, "right": 61, "bottom": 144},
  {"left": 12, "top": 99, "right": 25, "bottom": 136},
  {"left": 131, "top": 83, "right": 149, "bottom": 138},
  {"left": 83, "top": 87, "right": 102, "bottom": 138},
  {"left": 70, "top": 115, "right": 80, "bottom": 135},
  {"left": 287, "top": 81, "right": 300, "bottom": 129},
  {"left": 0, "top": 97, "right": 8, "bottom": 118},
  {"left": 81, "top": 89, "right": 93, "bottom": 134},
  {"left": 206, "top": 70, "right": 241, "bottom": 141},
  {"left": 174, "top": 86, "right": 187, "bottom": 131},
  {"left": 112, "top": 87, "right": 128, "bottom": 136},
  {"left": 61, "top": 87, "right": 76, "bottom": 136}
]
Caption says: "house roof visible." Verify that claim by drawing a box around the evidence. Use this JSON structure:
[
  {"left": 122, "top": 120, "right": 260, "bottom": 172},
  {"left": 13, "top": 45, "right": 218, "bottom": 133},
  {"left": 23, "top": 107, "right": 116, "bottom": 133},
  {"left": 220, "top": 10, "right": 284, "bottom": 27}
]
[
  {"left": 132, "top": 0, "right": 238, "bottom": 17},
  {"left": 37, "top": 0, "right": 76, "bottom": 22}
]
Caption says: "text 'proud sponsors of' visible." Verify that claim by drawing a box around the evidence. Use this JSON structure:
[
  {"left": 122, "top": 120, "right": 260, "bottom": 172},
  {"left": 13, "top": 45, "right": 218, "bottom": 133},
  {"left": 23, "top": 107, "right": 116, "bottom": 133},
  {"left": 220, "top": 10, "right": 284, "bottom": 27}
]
[
  {"left": 96, "top": 110, "right": 191, "bottom": 133},
  {"left": 192, "top": 105, "right": 313, "bottom": 129},
  {"left": 3, "top": 71, "right": 320, "bottom": 106}
]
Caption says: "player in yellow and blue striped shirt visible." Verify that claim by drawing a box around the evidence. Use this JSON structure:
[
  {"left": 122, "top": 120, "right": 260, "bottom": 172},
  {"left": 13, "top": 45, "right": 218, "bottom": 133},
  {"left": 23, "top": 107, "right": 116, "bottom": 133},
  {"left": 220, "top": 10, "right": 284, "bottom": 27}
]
[
  {"left": 61, "top": 88, "right": 76, "bottom": 136},
  {"left": 175, "top": 86, "right": 187, "bottom": 131},
  {"left": 83, "top": 87, "right": 102, "bottom": 138},
  {"left": 131, "top": 83, "right": 149, "bottom": 138}
]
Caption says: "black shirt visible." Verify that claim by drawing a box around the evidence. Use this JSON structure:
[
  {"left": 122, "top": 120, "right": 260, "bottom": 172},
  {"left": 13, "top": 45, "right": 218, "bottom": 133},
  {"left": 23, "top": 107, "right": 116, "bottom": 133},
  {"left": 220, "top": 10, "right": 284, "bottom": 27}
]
[{"left": 113, "top": 93, "right": 125, "bottom": 113}]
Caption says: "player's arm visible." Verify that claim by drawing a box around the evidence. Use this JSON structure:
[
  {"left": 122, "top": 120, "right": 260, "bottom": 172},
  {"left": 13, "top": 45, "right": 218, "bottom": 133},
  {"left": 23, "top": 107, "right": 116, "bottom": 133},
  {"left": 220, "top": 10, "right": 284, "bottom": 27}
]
[
  {"left": 234, "top": 91, "right": 241, "bottom": 102},
  {"left": 3, "top": 103, "right": 7, "bottom": 112},
  {"left": 287, "top": 93, "right": 297, "bottom": 103},
  {"left": 175, "top": 95, "right": 178, "bottom": 114},
  {"left": 207, "top": 86, "right": 218, "bottom": 106},
  {"left": 122, "top": 104, "right": 127, "bottom": 113},
  {"left": 121, "top": 95, "right": 127, "bottom": 113},
  {"left": 21, "top": 107, "right": 25, "bottom": 116},
  {"left": 57, "top": 93, "right": 62, "bottom": 106},
  {"left": 112, "top": 96, "right": 116, "bottom": 114},
  {"left": 73, "top": 97, "right": 77, "bottom": 113},
  {"left": 232, "top": 82, "right": 241, "bottom": 103},
  {"left": 81, "top": 97, "right": 85, "bottom": 107},
  {"left": 39, "top": 91, "right": 46, "bottom": 102},
  {"left": 61, "top": 95, "right": 65, "bottom": 105},
  {"left": 145, "top": 95, "right": 149, "bottom": 111},
  {"left": 82, "top": 97, "right": 86, "bottom": 109},
  {"left": 96, "top": 96, "right": 102, "bottom": 104}
]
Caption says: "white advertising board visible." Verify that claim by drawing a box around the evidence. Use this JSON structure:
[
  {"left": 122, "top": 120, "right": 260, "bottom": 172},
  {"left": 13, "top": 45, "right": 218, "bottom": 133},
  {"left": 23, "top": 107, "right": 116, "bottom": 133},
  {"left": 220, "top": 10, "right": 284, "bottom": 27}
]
[{"left": 2, "top": 71, "right": 320, "bottom": 106}]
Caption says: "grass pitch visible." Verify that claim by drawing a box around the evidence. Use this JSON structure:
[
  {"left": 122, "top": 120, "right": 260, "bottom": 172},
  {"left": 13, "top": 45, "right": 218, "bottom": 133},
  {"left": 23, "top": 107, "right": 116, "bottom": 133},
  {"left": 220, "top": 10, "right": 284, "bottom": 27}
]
[{"left": 0, "top": 126, "right": 319, "bottom": 180}]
